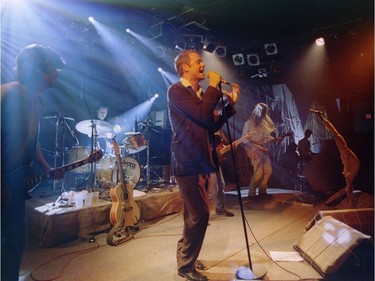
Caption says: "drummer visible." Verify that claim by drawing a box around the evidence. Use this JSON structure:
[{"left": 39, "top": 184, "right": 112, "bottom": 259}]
[
  {"left": 78, "top": 104, "right": 114, "bottom": 155},
  {"left": 96, "top": 104, "right": 113, "bottom": 154}
]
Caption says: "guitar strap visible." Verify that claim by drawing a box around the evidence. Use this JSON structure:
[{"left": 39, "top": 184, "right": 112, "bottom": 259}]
[{"left": 32, "top": 95, "right": 44, "bottom": 174}]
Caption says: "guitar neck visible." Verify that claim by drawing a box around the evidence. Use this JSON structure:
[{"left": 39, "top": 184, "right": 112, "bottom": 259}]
[
  {"left": 25, "top": 152, "right": 101, "bottom": 187},
  {"left": 217, "top": 132, "right": 292, "bottom": 157},
  {"left": 114, "top": 152, "right": 126, "bottom": 188},
  {"left": 218, "top": 135, "right": 250, "bottom": 156}
]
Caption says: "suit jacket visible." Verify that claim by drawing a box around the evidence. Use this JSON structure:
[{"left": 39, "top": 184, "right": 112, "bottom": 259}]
[{"left": 167, "top": 82, "right": 235, "bottom": 176}]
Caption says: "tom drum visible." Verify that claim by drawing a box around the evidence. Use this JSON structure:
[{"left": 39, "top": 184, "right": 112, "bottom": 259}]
[{"left": 123, "top": 133, "right": 147, "bottom": 154}]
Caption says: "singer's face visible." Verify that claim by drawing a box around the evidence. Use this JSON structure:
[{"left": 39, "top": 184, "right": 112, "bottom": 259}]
[{"left": 188, "top": 52, "right": 205, "bottom": 81}]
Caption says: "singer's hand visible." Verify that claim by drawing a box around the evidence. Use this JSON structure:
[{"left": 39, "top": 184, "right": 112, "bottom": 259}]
[
  {"left": 206, "top": 71, "right": 222, "bottom": 88},
  {"left": 223, "top": 83, "right": 240, "bottom": 105}
]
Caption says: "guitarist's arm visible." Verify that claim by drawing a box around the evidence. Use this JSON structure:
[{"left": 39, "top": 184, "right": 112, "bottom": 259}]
[
  {"left": 36, "top": 143, "right": 64, "bottom": 179},
  {"left": 36, "top": 143, "right": 52, "bottom": 173}
]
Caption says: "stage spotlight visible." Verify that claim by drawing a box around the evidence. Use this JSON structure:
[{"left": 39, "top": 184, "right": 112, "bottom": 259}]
[
  {"left": 247, "top": 54, "right": 260, "bottom": 66},
  {"left": 153, "top": 46, "right": 165, "bottom": 58},
  {"left": 158, "top": 67, "right": 163, "bottom": 72},
  {"left": 187, "top": 38, "right": 197, "bottom": 50},
  {"left": 175, "top": 40, "right": 186, "bottom": 51},
  {"left": 204, "top": 42, "right": 217, "bottom": 53},
  {"left": 315, "top": 37, "right": 325, "bottom": 46},
  {"left": 154, "top": 93, "right": 159, "bottom": 98},
  {"left": 113, "top": 125, "right": 121, "bottom": 133},
  {"left": 232, "top": 53, "right": 245, "bottom": 66},
  {"left": 88, "top": 17, "right": 94, "bottom": 23},
  {"left": 264, "top": 43, "right": 278, "bottom": 55},
  {"left": 126, "top": 28, "right": 131, "bottom": 33},
  {"left": 214, "top": 46, "right": 227, "bottom": 57}
]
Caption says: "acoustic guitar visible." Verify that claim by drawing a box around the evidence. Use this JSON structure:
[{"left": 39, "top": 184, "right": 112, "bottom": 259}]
[{"left": 109, "top": 139, "right": 140, "bottom": 227}]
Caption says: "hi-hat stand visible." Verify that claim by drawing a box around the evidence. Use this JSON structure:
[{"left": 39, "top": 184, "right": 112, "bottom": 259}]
[
  {"left": 144, "top": 139, "right": 163, "bottom": 189},
  {"left": 136, "top": 118, "right": 164, "bottom": 190}
]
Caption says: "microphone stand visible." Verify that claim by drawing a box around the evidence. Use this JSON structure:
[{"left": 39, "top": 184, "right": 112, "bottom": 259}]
[
  {"left": 53, "top": 113, "right": 67, "bottom": 194},
  {"left": 219, "top": 85, "right": 267, "bottom": 280},
  {"left": 81, "top": 84, "right": 97, "bottom": 191}
]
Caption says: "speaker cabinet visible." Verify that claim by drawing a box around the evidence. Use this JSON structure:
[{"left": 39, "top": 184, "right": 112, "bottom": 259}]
[
  {"left": 305, "top": 208, "right": 374, "bottom": 238},
  {"left": 294, "top": 216, "right": 373, "bottom": 279}
]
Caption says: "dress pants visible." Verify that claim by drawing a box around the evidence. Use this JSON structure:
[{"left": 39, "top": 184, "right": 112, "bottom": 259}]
[{"left": 176, "top": 174, "right": 210, "bottom": 272}]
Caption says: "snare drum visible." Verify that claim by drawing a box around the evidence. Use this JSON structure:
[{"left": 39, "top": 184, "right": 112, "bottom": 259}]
[
  {"left": 96, "top": 156, "right": 141, "bottom": 189},
  {"left": 123, "top": 133, "right": 147, "bottom": 154},
  {"left": 65, "top": 146, "right": 91, "bottom": 173}
]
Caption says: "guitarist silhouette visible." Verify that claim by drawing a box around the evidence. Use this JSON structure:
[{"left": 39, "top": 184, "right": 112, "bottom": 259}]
[{"left": 1, "top": 44, "right": 66, "bottom": 281}]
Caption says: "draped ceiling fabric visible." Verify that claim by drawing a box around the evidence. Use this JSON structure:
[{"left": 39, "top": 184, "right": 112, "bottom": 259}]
[{"left": 304, "top": 102, "right": 334, "bottom": 154}]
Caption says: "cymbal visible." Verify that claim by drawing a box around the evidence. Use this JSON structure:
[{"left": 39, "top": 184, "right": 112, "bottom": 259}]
[
  {"left": 76, "top": 119, "right": 113, "bottom": 137},
  {"left": 124, "top": 131, "right": 138, "bottom": 135}
]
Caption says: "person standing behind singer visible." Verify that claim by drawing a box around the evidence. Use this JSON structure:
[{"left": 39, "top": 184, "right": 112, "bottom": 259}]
[
  {"left": 241, "top": 103, "right": 282, "bottom": 200},
  {"left": 168, "top": 50, "right": 239, "bottom": 281},
  {"left": 1, "top": 44, "right": 65, "bottom": 281},
  {"left": 209, "top": 128, "right": 235, "bottom": 216}
]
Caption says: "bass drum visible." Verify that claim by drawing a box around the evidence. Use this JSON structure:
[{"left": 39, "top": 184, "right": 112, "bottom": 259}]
[{"left": 96, "top": 156, "right": 141, "bottom": 189}]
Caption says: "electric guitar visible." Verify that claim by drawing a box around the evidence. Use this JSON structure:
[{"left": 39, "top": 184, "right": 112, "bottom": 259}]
[
  {"left": 216, "top": 133, "right": 255, "bottom": 157},
  {"left": 3, "top": 150, "right": 103, "bottom": 198},
  {"left": 109, "top": 139, "right": 140, "bottom": 227},
  {"left": 218, "top": 132, "right": 293, "bottom": 157}
]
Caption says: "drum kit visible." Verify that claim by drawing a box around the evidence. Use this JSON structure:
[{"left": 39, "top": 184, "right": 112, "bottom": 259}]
[
  {"left": 67, "top": 118, "right": 152, "bottom": 190},
  {"left": 39, "top": 112, "right": 163, "bottom": 193}
]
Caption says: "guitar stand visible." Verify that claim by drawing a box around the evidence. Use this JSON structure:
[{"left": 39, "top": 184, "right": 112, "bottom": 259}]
[{"left": 106, "top": 212, "right": 141, "bottom": 246}]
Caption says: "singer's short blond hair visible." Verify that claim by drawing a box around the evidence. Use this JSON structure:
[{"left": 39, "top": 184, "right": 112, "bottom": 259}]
[{"left": 174, "top": 50, "right": 197, "bottom": 77}]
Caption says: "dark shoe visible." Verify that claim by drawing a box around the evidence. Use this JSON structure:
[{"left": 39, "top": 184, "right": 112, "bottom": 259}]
[
  {"left": 215, "top": 208, "right": 234, "bottom": 217},
  {"left": 246, "top": 195, "right": 258, "bottom": 201},
  {"left": 194, "top": 260, "right": 206, "bottom": 270},
  {"left": 178, "top": 269, "right": 208, "bottom": 281},
  {"left": 259, "top": 193, "right": 271, "bottom": 200}
]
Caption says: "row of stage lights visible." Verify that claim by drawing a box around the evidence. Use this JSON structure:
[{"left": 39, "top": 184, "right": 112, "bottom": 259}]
[{"left": 86, "top": 16, "right": 322, "bottom": 79}]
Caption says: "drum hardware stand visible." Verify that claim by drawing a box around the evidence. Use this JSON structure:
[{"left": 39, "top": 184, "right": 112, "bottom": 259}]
[
  {"left": 142, "top": 129, "right": 163, "bottom": 191},
  {"left": 79, "top": 82, "right": 98, "bottom": 191},
  {"left": 52, "top": 114, "right": 69, "bottom": 194},
  {"left": 86, "top": 120, "right": 99, "bottom": 191}
]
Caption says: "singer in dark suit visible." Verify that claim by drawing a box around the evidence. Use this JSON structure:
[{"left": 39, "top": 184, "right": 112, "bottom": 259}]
[{"left": 167, "top": 50, "right": 239, "bottom": 281}]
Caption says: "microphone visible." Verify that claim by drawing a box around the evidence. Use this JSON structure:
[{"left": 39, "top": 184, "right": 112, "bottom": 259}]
[
  {"left": 206, "top": 74, "right": 230, "bottom": 85},
  {"left": 309, "top": 109, "right": 325, "bottom": 114}
]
